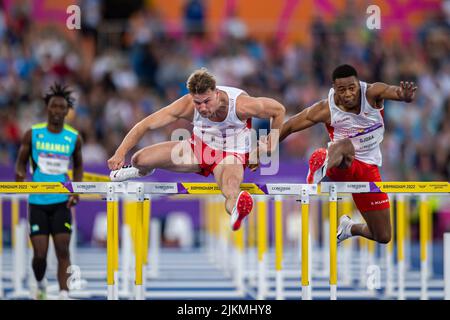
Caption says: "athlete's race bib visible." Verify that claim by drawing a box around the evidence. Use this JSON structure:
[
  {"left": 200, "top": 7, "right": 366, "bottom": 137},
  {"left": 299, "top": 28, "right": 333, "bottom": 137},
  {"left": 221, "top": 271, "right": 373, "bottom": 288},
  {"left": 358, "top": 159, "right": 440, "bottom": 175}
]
[
  {"left": 348, "top": 123, "right": 384, "bottom": 152},
  {"left": 37, "top": 153, "right": 70, "bottom": 175}
]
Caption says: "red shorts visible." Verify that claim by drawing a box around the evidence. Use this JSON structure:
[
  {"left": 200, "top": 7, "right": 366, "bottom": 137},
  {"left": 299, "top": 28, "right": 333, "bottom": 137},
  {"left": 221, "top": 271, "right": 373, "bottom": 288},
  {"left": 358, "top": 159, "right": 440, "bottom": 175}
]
[
  {"left": 189, "top": 135, "right": 249, "bottom": 177},
  {"left": 327, "top": 159, "right": 390, "bottom": 213}
]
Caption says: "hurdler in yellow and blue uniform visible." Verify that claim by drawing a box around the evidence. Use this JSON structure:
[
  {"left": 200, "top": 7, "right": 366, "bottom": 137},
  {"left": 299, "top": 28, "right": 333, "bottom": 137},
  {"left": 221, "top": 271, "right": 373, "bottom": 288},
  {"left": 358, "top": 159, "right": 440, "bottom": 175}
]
[{"left": 28, "top": 122, "right": 78, "bottom": 235}]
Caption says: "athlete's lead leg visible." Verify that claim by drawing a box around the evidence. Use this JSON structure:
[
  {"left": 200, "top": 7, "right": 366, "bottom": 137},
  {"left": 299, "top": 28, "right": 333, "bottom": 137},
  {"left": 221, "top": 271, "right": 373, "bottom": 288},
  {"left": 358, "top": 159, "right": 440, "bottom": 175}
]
[{"left": 111, "top": 140, "right": 201, "bottom": 181}]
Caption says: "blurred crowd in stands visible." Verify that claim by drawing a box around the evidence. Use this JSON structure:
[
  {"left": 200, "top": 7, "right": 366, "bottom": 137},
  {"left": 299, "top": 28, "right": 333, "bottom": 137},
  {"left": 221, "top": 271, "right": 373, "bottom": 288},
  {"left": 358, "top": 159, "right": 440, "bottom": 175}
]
[{"left": 0, "top": 0, "right": 449, "bottom": 182}]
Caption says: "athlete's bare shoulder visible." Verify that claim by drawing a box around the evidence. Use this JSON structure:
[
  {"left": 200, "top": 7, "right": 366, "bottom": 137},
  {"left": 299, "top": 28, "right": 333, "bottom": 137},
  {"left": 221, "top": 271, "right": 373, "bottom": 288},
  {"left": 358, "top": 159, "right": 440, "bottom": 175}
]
[
  {"left": 234, "top": 89, "right": 250, "bottom": 103},
  {"left": 239, "top": 89, "right": 250, "bottom": 97},
  {"left": 170, "top": 94, "right": 195, "bottom": 120},
  {"left": 178, "top": 93, "right": 194, "bottom": 105},
  {"left": 307, "top": 99, "right": 330, "bottom": 124},
  {"left": 235, "top": 92, "right": 285, "bottom": 121},
  {"left": 235, "top": 91, "right": 252, "bottom": 105},
  {"left": 316, "top": 98, "right": 329, "bottom": 109}
]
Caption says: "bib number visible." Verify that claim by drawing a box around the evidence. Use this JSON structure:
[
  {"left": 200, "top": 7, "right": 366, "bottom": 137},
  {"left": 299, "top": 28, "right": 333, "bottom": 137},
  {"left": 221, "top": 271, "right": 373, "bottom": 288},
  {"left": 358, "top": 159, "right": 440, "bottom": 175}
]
[
  {"left": 350, "top": 125, "right": 384, "bottom": 152},
  {"left": 38, "top": 154, "right": 70, "bottom": 175}
]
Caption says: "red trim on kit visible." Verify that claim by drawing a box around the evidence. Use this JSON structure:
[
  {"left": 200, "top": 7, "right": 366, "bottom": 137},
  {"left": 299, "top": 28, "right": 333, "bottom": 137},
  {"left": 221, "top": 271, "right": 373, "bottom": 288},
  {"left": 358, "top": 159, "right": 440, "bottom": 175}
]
[{"left": 325, "top": 123, "right": 334, "bottom": 141}]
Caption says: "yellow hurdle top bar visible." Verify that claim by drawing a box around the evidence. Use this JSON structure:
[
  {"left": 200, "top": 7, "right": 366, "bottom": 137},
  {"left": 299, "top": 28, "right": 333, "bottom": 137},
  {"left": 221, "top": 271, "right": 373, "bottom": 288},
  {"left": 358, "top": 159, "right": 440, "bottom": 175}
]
[
  {"left": 0, "top": 181, "right": 447, "bottom": 195},
  {"left": 320, "top": 181, "right": 450, "bottom": 194},
  {"left": 0, "top": 182, "right": 318, "bottom": 195}
]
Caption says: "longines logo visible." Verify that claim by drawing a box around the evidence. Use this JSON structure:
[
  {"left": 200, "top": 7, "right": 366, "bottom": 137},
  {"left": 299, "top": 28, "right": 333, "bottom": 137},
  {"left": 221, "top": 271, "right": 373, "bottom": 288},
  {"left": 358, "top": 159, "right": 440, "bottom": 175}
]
[
  {"left": 155, "top": 185, "right": 176, "bottom": 191},
  {"left": 77, "top": 184, "right": 96, "bottom": 190},
  {"left": 347, "top": 184, "right": 367, "bottom": 190},
  {"left": 270, "top": 186, "right": 291, "bottom": 192}
]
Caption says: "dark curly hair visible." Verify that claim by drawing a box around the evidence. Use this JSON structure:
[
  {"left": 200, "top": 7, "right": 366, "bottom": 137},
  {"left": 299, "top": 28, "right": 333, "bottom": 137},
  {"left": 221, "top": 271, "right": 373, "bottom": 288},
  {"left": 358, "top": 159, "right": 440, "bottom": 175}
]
[
  {"left": 43, "top": 83, "right": 75, "bottom": 108},
  {"left": 332, "top": 64, "right": 358, "bottom": 82}
]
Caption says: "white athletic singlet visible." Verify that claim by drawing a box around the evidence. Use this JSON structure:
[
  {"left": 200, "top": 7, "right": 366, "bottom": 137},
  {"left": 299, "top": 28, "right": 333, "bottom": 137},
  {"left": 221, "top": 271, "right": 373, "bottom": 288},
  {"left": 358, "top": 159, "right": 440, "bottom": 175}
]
[
  {"left": 327, "top": 81, "right": 385, "bottom": 166},
  {"left": 192, "top": 85, "right": 252, "bottom": 153}
]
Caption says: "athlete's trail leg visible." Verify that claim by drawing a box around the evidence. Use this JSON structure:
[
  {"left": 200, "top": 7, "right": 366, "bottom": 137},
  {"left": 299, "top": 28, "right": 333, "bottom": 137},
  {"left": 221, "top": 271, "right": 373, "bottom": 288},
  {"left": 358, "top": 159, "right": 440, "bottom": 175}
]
[
  {"left": 350, "top": 208, "right": 391, "bottom": 244},
  {"left": 213, "top": 156, "right": 244, "bottom": 215}
]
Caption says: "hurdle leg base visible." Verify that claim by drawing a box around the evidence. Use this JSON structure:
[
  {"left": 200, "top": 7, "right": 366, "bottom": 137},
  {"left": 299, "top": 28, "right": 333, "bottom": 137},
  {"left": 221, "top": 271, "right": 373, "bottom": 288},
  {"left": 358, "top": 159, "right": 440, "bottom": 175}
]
[
  {"left": 275, "top": 271, "right": 284, "bottom": 300},
  {"left": 398, "top": 261, "right": 405, "bottom": 300},
  {"left": 114, "top": 272, "right": 119, "bottom": 300},
  {"left": 107, "top": 285, "right": 114, "bottom": 300},
  {"left": 420, "top": 261, "right": 428, "bottom": 300},
  {"left": 257, "top": 258, "right": 266, "bottom": 300},
  {"left": 330, "top": 284, "right": 337, "bottom": 300},
  {"left": 302, "top": 285, "right": 311, "bottom": 300},
  {"left": 135, "top": 285, "right": 144, "bottom": 300}
]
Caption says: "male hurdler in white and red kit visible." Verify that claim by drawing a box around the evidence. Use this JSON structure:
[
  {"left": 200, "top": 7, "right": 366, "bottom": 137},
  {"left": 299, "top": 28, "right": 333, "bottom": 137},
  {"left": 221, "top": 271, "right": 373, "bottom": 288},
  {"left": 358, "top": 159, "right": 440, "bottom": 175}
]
[
  {"left": 276, "top": 64, "right": 417, "bottom": 244},
  {"left": 108, "top": 68, "right": 285, "bottom": 231}
]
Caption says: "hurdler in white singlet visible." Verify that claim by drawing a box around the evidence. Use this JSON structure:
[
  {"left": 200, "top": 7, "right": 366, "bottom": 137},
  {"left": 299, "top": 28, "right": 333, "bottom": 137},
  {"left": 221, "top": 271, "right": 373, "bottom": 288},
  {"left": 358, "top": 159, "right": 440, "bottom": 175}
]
[
  {"left": 326, "top": 81, "right": 385, "bottom": 166},
  {"left": 192, "top": 85, "right": 252, "bottom": 154}
]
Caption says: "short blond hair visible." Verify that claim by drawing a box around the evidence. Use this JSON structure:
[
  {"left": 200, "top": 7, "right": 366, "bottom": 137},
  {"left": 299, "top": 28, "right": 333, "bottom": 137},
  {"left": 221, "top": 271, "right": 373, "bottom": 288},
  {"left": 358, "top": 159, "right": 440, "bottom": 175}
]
[{"left": 186, "top": 68, "right": 216, "bottom": 94}]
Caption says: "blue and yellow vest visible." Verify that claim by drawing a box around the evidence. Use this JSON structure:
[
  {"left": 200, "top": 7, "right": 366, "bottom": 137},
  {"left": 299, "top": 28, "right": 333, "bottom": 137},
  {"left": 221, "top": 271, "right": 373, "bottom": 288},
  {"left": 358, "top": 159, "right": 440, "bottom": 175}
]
[{"left": 29, "top": 123, "right": 78, "bottom": 205}]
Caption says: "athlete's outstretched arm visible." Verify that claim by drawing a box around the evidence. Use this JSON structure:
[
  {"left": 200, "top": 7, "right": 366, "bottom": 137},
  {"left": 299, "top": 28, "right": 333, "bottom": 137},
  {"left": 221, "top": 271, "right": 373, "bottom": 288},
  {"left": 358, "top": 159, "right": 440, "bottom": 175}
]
[
  {"left": 279, "top": 100, "right": 329, "bottom": 142},
  {"left": 368, "top": 81, "right": 417, "bottom": 103},
  {"left": 237, "top": 96, "right": 286, "bottom": 153},
  {"left": 108, "top": 95, "right": 194, "bottom": 170},
  {"left": 15, "top": 129, "right": 32, "bottom": 182}
]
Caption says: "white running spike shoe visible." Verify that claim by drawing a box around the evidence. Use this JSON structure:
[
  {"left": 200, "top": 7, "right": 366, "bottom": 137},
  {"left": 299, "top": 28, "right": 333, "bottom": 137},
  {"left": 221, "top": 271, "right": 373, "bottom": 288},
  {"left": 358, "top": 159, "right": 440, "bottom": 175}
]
[
  {"left": 337, "top": 215, "right": 355, "bottom": 244},
  {"left": 110, "top": 165, "right": 154, "bottom": 182}
]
